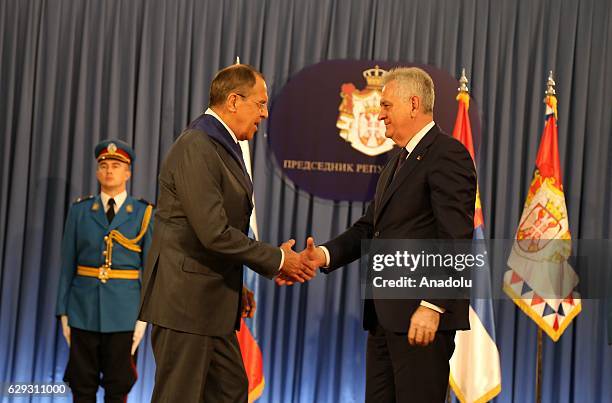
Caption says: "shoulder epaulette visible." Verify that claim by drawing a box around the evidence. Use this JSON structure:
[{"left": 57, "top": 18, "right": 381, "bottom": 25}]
[
  {"left": 74, "top": 195, "right": 94, "bottom": 204},
  {"left": 138, "top": 198, "right": 155, "bottom": 207}
]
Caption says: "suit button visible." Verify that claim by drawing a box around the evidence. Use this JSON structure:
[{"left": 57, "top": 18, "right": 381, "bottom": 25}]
[{"left": 374, "top": 231, "right": 380, "bottom": 237}]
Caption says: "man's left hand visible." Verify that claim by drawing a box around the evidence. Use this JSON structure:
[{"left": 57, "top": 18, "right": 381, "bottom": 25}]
[
  {"left": 241, "top": 286, "right": 256, "bottom": 318},
  {"left": 407, "top": 306, "right": 440, "bottom": 346},
  {"left": 131, "top": 320, "right": 147, "bottom": 355}
]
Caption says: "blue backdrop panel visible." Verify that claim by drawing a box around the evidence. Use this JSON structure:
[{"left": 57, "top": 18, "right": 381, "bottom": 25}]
[{"left": 0, "top": 0, "right": 611, "bottom": 402}]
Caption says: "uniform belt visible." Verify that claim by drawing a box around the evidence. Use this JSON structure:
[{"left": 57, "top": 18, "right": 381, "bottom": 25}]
[{"left": 77, "top": 265, "right": 139, "bottom": 282}]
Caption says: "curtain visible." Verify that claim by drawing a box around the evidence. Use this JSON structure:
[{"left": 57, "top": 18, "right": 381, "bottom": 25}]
[{"left": 1, "top": 0, "right": 611, "bottom": 401}]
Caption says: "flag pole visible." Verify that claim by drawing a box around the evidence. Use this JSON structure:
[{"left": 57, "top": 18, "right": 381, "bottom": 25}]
[
  {"left": 535, "top": 71, "right": 556, "bottom": 403},
  {"left": 535, "top": 328, "right": 543, "bottom": 403},
  {"left": 447, "top": 68, "right": 469, "bottom": 403}
]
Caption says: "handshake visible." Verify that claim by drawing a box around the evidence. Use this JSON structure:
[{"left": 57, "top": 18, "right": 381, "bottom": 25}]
[{"left": 276, "top": 237, "right": 326, "bottom": 286}]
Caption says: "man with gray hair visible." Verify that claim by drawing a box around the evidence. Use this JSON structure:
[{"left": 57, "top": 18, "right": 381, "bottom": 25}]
[{"left": 295, "top": 66, "right": 476, "bottom": 402}]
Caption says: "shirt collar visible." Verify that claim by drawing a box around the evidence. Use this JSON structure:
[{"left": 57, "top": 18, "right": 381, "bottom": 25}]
[
  {"left": 404, "top": 121, "right": 435, "bottom": 154},
  {"left": 205, "top": 108, "right": 239, "bottom": 144},
  {"left": 100, "top": 190, "right": 127, "bottom": 212}
]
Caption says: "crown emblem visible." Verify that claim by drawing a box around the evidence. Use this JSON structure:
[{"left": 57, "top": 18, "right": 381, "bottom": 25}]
[
  {"left": 362, "top": 65, "right": 386, "bottom": 88},
  {"left": 107, "top": 143, "right": 117, "bottom": 154}
]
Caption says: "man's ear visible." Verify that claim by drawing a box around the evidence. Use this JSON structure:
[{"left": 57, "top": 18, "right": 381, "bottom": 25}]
[
  {"left": 410, "top": 95, "right": 420, "bottom": 116},
  {"left": 226, "top": 93, "right": 240, "bottom": 113}
]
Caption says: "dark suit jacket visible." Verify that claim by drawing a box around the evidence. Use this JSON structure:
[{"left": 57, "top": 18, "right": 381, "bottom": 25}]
[
  {"left": 139, "top": 114, "right": 281, "bottom": 336},
  {"left": 323, "top": 125, "right": 476, "bottom": 333}
]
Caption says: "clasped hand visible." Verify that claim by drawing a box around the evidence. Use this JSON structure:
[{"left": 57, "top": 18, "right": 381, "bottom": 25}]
[{"left": 276, "top": 237, "right": 326, "bottom": 286}]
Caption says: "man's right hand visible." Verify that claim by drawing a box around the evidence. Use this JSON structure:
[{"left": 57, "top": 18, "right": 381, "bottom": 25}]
[
  {"left": 301, "top": 237, "right": 327, "bottom": 268},
  {"left": 60, "top": 315, "right": 71, "bottom": 347},
  {"left": 278, "top": 239, "right": 317, "bottom": 283},
  {"left": 276, "top": 237, "right": 326, "bottom": 286}
]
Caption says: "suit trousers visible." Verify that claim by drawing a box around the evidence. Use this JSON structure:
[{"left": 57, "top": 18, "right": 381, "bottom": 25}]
[
  {"left": 64, "top": 328, "right": 137, "bottom": 403},
  {"left": 150, "top": 325, "right": 248, "bottom": 403},
  {"left": 365, "top": 324, "right": 455, "bottom": 403}
]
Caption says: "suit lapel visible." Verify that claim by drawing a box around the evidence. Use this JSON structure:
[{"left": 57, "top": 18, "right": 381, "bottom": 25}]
[
  {"left": 108, "top": 196, "right": 133, "bottom": 231},
  {"left": 375, "top": 153, "right": 398, "bottom": 217},
  {"left": 213, "top": 142, "right": 254, "bottom": 208},
  {"left": 375, "top": 128, "right": 439, "bottom": 222},
  {"left": 190, "top": 114, "right": 254, "bottom": 200},
  {"left": 90, "top": 195, "right": 108, "bottom": 229}
]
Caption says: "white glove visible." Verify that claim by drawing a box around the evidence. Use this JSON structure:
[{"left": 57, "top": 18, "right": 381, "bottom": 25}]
[{"left": 131, "top": 320, "right": 147, "bottom": 355}]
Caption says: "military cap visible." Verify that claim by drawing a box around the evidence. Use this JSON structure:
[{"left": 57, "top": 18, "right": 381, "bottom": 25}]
[{"left": 94, "top": 139, "right": 135, "bottom": 164}]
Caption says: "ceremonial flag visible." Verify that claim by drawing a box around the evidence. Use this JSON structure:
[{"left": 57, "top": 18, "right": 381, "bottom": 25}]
[
  {"left": 449, "top": 72, "right": 502, "bottom": 403},
  {"left": 502, "top": 75, "right": 581, "bottom": 341}
]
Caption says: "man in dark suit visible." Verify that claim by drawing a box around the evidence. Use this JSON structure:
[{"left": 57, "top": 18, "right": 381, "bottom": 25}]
[
  {"left": 291, "top": 67, "right": 476, "bottom": 402},
  {"left": 139, "top": 64, "right": 314, "bottom": 402}
]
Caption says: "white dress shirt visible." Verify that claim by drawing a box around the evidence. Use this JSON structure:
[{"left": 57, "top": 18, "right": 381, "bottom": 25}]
[
  {"left": 404, "top": 120, "right": 435, "bottom": 155},
  {"left": 100, "top": 190, "right": 127, "bottom": 214}
]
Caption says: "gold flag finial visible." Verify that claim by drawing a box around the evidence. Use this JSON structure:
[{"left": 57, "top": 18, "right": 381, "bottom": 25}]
[
  {"left": 456, "top": 68, "right": 470, "bottom": 108},
  {"left": 544, "top": 70, "right": 558, "bottom": 118},
  {"left": 458, "top": 68, "right": 469, "bottom": 93},
  {"left": 545, "top": 70, "right": 556, "bottom": 96},
  {"left": 235, "top": 56, "right": 241, "bottom": 65}
]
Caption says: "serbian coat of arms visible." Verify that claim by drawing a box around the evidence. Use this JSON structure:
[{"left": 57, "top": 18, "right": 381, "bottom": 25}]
[
  {"left": 515, "top": 172, "right": 570, "bottom": 259},
  {"left": 336, "top": 66, "right": 395, "bottom": 156}
]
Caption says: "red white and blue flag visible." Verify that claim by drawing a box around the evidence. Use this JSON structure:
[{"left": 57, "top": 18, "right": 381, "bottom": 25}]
[{"left": 449, "top": 82, "right": 502, "bottom": 403}]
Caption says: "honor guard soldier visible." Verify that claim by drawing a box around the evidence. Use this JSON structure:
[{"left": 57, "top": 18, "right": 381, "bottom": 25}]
[{"left": 55, "top": 139, "right": 154, "bottom": 403}]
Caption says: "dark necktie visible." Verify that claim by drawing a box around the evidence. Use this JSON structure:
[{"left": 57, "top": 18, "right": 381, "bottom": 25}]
[
  {"left": 106, "top": 198, "right": 116, "bottom": 223},
  {"left": 392, "top": 148, "right": 409, "bottom": 181}
]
